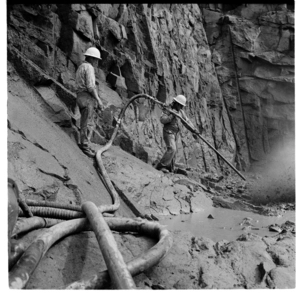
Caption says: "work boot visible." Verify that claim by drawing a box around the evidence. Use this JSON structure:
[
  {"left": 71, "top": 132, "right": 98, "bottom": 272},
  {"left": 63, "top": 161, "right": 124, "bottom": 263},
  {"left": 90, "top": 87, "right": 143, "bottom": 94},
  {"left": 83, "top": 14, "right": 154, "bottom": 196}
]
[
  {"left": 82, "top": 148, "right": 95, "bottom": 158},
  {"left": 174, "top": 168, "right": 188, "bottom": 176},
  {"left": 155, "top": 162, "right": 163, "bottom": 170},
  {"left": 156, "top": 163, "right": 170, "bottom": 173},
  {"left": 80, "top": 144, "right": 95, "bottom": 158}
]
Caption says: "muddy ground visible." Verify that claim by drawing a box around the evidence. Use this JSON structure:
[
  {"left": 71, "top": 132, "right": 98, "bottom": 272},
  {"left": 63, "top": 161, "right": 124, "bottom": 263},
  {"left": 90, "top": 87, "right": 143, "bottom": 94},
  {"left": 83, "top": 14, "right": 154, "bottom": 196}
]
[{"left": 9, "top": 140, "right": 295, "bottom": 290}]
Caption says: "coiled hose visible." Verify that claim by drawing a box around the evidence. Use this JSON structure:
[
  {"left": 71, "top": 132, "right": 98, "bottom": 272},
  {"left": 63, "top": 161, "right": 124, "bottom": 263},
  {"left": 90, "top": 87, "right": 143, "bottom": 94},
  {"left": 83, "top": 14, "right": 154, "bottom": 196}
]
[
  {"left": 82, "top": 201, "right": 136, "bottom": 289},
  {"left": 9, "top": 216, "right": 172, "bottom": 289},
  {"left": 64, "top": 217, "right": 173, "bottom": 289},
  {"left": 10, "top": 92, "right": 245, "bottom": 289},
  {"left": 9, "top": 217, "right": 63, "bottom": 270},
  {"left": 9, "top": 94, "right": 175, "bottom": 289}
]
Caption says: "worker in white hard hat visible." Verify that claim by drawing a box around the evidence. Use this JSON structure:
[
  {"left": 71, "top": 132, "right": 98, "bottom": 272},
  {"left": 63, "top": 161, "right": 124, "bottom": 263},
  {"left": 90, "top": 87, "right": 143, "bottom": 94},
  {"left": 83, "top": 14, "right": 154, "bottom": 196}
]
[
  {"left": 156, "top": 95, "right": 197, "bottom": 174},
  {"left": 75, "top": 47, "right": 104, "bottom": 157}
]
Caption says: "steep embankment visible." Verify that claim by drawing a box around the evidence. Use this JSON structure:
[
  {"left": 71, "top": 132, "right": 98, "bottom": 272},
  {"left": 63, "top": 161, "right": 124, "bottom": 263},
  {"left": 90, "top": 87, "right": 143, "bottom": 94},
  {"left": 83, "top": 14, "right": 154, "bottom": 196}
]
[
  {"left": 7, "top": 3, "right": 294, "bottom": 289},
  {"left": 7, "top": 61, "right": 134, "bottom": 218}
]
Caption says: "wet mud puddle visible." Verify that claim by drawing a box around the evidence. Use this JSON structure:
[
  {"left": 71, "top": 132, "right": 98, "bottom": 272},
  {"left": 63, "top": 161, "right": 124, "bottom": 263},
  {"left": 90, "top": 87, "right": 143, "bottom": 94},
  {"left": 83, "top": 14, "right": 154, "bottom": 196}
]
[{"left": 161, "top": 207, "right": 295, "bottom": 242}]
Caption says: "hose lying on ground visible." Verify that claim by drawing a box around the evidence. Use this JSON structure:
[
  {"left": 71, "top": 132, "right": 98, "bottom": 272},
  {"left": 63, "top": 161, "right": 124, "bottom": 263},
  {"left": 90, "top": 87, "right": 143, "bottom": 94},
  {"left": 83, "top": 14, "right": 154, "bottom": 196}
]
[
  {"left": 9, "top": 217, "right": 88, "bottom": 289},
  {"left": 9, "top": 217, "right": 68, "bottom": 269},
  {"left": 82, "top": 201, "right": 136, "bottom": 289},
  {"left": 9, "top": 228, "right": 49, "bottom": 271},
  {"left": 12, "top": 216, "right": 63, "bottom": 238},
  {"left": 9, "top": 242, "right": 27, "bottom": 271},
  {"left": 25, "top": 199, "right": 82, "bottom": 211},
  {"left": 94, "top": 114, "right": 122, "bottom": 215},
  {"left": 19, "top": 206, "right": 84, "bottom": 220},
  {"left": 18, "top": 202, "right": 115, "bottom": 219},
  {"left": 64, "top": 217, "right": 172, "bottom": 289},
  {"left": 9, "top": 216, "right": 173, "bottom": 289}
]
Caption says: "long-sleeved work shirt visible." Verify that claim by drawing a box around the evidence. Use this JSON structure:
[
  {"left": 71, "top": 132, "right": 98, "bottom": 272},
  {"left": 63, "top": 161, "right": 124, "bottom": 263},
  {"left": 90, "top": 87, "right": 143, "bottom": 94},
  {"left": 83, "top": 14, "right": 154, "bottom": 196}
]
[
  {"left": 75, "top": 61, "right": 96, "bottom": 94},
  {"left": 160, "top": 106, "right": 194, "bottom": 134}
]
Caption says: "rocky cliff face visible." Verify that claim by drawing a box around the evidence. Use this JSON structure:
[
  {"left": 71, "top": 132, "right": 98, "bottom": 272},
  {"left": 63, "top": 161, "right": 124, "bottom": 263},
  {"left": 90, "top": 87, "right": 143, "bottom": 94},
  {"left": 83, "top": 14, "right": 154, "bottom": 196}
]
[
  {"left": 201, "top": 4, "right": 294, "bottom": 169},
  {"left": 7, "top": 3, "right": 294, "bottom": 176}
]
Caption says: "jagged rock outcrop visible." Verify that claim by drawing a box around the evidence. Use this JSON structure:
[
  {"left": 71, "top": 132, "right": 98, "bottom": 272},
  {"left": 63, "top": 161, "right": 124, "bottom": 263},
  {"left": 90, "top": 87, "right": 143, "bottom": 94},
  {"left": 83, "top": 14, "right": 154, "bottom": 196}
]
[
  {"left": 7, "top": 4, "right": 294, "bottom": 174},
  {"left": 7, "top": 4, "right": 233, "bottom": 177},
  {"left": 201, "top": 4, "right": 294, "bottom": 168}
]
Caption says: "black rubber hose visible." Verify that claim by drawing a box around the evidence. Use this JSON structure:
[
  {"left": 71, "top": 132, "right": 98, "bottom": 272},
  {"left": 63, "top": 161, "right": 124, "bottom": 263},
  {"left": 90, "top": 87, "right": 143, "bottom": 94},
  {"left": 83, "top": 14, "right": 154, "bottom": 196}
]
[
  {"left": 64, "top": 217, "right": 173, "bottom": 289},
  {"left": 82, "top": 202, "right": 136, "bottom": 289},
  {"left": 95, "top": 94, "right": 161, "bottom": 215},
  {"left": 25, "top": 199, "right": 82, "bottom": 211},
  {"left": 12, "top": 217, "right": 64, "bottom": 238},
  {"left": 9, "top": 217, "right": 173, "bottom": 289},
  {"left": 19, "top": 206, "right": 84, "bottom": 220}
]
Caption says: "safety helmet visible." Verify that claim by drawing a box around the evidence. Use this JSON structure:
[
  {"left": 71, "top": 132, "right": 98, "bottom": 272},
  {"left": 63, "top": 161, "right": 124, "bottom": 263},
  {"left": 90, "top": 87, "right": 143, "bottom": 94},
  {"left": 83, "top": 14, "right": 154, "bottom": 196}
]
[
  {"left": 84, "top": 47, "right": 102, "bottom": 59},
  {"left": 173, "top": 95, "right": 186, "bottom": 107}
]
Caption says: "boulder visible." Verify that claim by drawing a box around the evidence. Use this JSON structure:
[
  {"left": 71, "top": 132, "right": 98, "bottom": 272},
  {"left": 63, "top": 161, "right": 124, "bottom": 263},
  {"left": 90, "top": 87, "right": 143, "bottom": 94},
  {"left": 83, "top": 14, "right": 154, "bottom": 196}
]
[
  {"left": 97, "top": 80, "right": 123, "bottom": 107},
  {"left": 35, "top": 86, "right": 73, "bottom": 123},
  {"left": 73, "top": 10, "right": 94, "bottom": 41},
  {"left": 69, "top": 30, "right": 92, "bottom": 66},
  {"left": 94, "top": 4, "right": 112, "bottom": 16},
  {"left": 121, "top": 58, "right": 144, "bottom": 93},
  {"left": 267, "top": 266, "right": 295, "bottom": 289},
  {"left": 258, "top": 10, "right": 291, "bottom": 25}
]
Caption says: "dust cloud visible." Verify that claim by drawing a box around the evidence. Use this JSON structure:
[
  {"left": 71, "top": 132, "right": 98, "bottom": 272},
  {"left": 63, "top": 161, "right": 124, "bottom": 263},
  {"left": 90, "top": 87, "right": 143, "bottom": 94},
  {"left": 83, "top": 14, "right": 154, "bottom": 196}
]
[{"left": 248, "top": 137, "right": 295, "bottom": 205}]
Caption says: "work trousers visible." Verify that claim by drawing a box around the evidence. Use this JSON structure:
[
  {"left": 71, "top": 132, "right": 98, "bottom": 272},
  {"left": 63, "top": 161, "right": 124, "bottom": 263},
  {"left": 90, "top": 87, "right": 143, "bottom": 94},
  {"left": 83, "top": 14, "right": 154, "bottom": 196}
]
[
  {"left": 159, "top": 130, "right": 178, "bottom": 172},
  {"left": 76, "top": 92, "right": 96, "bottom": 148}
]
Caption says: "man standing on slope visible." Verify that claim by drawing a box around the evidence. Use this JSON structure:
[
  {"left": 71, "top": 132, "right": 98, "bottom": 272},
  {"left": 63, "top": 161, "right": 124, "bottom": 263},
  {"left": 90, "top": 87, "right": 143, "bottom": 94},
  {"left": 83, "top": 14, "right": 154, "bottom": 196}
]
[
  {"left": 156, "top": 95, "right": 198, "bottom": 174},
  {"left": 75, "top": 47, "right": 104, "bottom": 157}
]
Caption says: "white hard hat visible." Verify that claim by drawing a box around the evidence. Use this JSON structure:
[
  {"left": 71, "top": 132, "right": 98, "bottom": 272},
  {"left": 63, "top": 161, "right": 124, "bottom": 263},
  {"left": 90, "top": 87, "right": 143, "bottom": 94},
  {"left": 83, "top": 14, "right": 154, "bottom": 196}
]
[
  {"left": 84, "top": 47, "right": 101, "bottom": 59},
  {"left": 173, "top": 95, "right": 186, "bottom": 107}
]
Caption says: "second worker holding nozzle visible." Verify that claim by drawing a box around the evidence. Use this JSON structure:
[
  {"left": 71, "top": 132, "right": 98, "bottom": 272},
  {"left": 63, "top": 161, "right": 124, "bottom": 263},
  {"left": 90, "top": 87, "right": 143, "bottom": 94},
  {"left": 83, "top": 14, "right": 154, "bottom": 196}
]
[{"left": 156, "top": 95, "right": 199, "bottom": 175}]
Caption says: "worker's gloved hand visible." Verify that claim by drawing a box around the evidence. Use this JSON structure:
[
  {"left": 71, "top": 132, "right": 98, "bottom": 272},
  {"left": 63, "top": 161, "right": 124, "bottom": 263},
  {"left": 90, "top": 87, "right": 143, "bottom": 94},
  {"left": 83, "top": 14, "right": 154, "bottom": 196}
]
[{"left": 169, "top": 113, "right": 175, "bottom": 119}]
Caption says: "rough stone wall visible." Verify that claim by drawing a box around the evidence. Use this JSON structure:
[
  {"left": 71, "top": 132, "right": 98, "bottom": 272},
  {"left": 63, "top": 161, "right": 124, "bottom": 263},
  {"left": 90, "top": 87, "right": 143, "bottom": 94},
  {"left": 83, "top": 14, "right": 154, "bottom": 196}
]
[
  {"left": 146, "top": 4, "right": 235, "bottom": 173},
  {"left": 7, "top": 3, "right": 294, "bottom": 174},
  {"left": 201, "top": 4, "right": 294, "bottom": 169}
]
